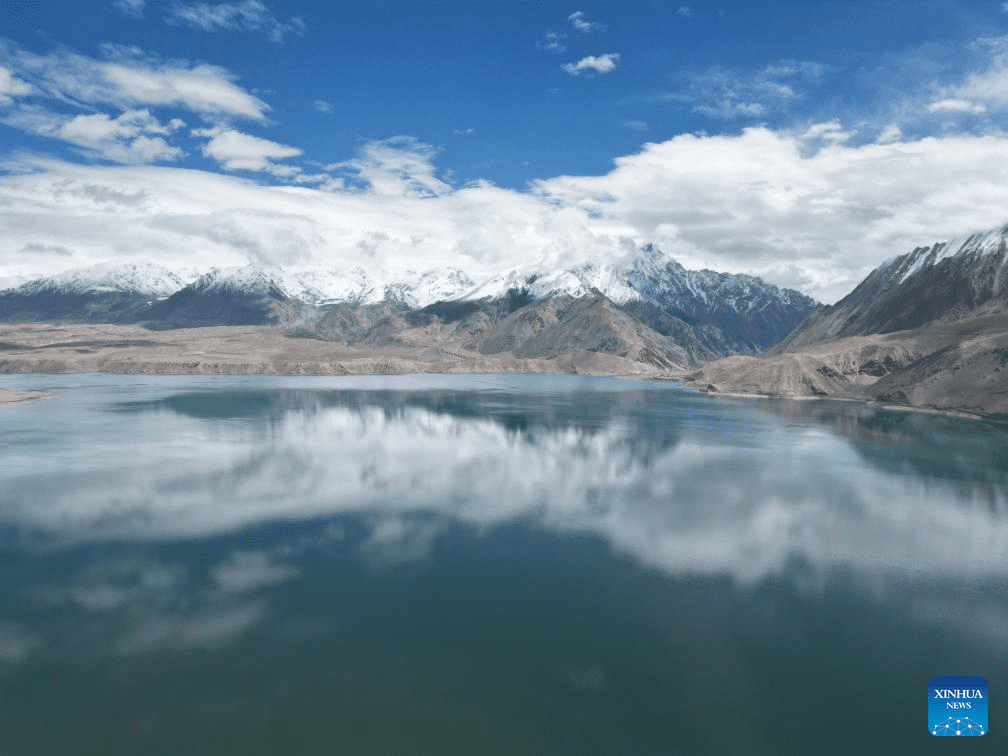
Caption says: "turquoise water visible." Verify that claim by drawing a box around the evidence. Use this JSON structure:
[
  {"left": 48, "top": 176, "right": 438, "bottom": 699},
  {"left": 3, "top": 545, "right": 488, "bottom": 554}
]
[{"left": 0, "top": 373, "right": 1005, "bottom": 754}]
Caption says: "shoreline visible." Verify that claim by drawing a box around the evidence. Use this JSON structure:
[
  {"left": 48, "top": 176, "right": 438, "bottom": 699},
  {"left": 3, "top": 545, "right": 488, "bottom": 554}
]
[
  {"left": 0, "top": 388, "right": 55, "bottom": 406},
  {"left": 3, "top": 370, "right": 999, "bottom": 423},
  {"left": 693, "top": 387, "right": 991, "bottom": 421},
  {"left": 0, "top": 322, "right": 1001, "bottom": 422}
]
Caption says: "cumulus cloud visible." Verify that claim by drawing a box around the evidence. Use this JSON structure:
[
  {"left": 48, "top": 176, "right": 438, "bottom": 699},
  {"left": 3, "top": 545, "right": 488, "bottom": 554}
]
[
  {"left": 194, "top": 127, "right": 301, "bottom": 173},
  {"left": 876, "top": 124, "right": 903, "bottom": 143},
  {"left": 8, "top": 128, "right": 1008, "bottom": 302},
  {"left": 166, "top": 0, "right": 306, "bottom": 42},
  {"left": 563, "top": 53, "right": 620, "bottom": 76},
  {"left": 0, "top": 42, "right": 268, "bottom": 121},
  {"left": 331, "top": 136, "right": 452, "bottom": 197},
  {"left": 2, "top": 106, "right": 183, "bottom": 163},
  {"left": 568, "top": 11, "right": 603, "bottom": 33}
]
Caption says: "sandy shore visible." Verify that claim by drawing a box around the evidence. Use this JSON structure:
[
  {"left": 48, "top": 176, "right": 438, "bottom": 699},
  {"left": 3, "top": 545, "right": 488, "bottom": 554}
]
[
  {"left": 0, "top": 322, "right": 682, "bottom": 379},
  {"left": 0, "top": 388, "right": 55, "bottom": 406}
]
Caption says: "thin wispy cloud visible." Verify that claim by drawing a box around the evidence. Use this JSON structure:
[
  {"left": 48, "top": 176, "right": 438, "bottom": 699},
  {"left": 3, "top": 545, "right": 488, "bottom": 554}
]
[
  {"left": 677, "top": 5, "right": 695, "bottom": 18},
  {"left": 0, "top": 43, "right": 269, "bottom": 121},
  {"left": 313, "top": 99, "right": 332, "bottom": 114},
  {"left": 652, "top": 59, "right": 827, "bottom": 120},
  {"left": 113, "top": 0, "right": 145, "bottom": 18},
  {"left": 563, "top": 53, "right": 620, "bottom": 76},
  {"left": 928, "top": 98, "right": 986, "bottom": 114},
  {"left": 0, "top": 66, "right": 33, "bottom": 104},
  {"left": 166, "top": 1, "right": 306, "bottom": 43},
  {"left": 541, "top": 32, "right": 566, "bottom": 54},
  {"left": 453, "top": 128, "right": 475, "bottom": 135},
  {"left": 568, "top": 11, "right": 603, "bottom": 33}
]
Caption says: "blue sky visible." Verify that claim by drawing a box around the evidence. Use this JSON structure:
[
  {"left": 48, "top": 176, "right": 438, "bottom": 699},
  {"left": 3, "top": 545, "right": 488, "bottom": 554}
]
[{"left": 5, "top": 1, "right": 1008, "bottom": 301}]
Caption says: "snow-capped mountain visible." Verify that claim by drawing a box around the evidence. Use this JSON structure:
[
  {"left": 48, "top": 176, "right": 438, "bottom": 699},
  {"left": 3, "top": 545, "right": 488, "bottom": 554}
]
[
  {"left": 0, "top": 261, "right": 201, "bottom": 324},
  {"left": 162, "top": 264, "right": 476, "bottom": 309},
  {"left": 779, "top": 224, "right": 1008, "bottom": 351},
  {"left": 8, "top": 261, "right": 197, "bottom": 298},
  {"left": 0, "top": 246, "right": 820, "bottom": 354},
  {"left": 460, "top": 244, "right": 820, "bottom": 354}
]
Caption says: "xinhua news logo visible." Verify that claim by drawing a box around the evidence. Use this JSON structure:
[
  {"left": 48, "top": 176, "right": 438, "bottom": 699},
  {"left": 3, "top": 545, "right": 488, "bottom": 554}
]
[{"left": 929, "top": 676, "right": 987, "bottom": 736}]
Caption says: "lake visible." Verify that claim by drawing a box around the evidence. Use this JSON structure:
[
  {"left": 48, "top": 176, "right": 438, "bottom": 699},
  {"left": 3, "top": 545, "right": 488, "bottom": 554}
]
[{"left": 0, "top": 373, "right": 1005, "bottom": 754}]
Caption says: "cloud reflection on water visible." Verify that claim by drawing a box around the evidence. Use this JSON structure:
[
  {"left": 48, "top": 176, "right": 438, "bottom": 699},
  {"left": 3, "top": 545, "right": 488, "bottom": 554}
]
[{"left": 1, "top": 381, "right": 1005, "bottom": 589}]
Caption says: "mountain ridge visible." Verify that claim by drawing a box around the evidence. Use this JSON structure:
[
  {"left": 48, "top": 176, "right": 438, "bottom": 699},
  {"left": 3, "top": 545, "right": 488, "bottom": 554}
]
[
  {"left": 684, "top": 223, "right": 1008, "bottom": 418},
  {"left": 0, "top": 246, "right": 821, "bottom": 360}
]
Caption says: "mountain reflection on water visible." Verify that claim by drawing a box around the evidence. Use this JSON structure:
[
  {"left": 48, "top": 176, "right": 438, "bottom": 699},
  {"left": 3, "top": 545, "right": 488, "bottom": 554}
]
[
  {"left": 2, "top": 374, "right": 1005, "bottom": 584},
  {"left": 0, "top": 374, "right": 1006, "bottom": 754}
]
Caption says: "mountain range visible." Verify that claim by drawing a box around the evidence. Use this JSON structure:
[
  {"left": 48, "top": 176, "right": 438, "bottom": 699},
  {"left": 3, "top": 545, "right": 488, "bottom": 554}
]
[
  {"left": 0, "top": 246, "right": 822, "bottom": 367},
  {"left": 685, "top": 225, "right": 1008, "bottom": 418}
]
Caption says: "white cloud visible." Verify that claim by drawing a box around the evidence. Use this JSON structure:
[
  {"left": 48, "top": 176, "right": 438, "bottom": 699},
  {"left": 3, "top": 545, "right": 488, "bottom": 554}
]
[
  {"left": 678, "top": 5, "right": 695, "bottom": 17},
  {"left": 2, "top": 106, "right": 182, "bottom": 163},
  {"left": 313, "top": 99, "right": 332, "bottom": 114},
  {"left": 100, "top": 61, "right": 268, "bottom": 120},
  {"left": 453, "top": 127, "right": 475, "bottom": 135},
  {"left": 0, "top": 43, "right": 268, "bottom": 121},
  {"left": 927, "top": 98, "right": 986, "bottom": 114},
  {"left": 194, "top": 126, "right": 302, "bottom": 173},
  {"left": 0, "top": 65, "right": 33, "bottom": 104},
  {"left": 563, "top": 53, "right": 620, "bottom": 76},
  {"left": 114, "top": 0, "right": 145, "bottom": 17},
  {"left": 801, "top": 119, "right": 854, "bottom": 144},
  {"left": 542, "top": 32, "right": 567, "bottom": 54},
  {"left": 9, "top": 128, "right": 1008, "bottom": 302},
  {"left": 932, "top": 37, "right": 1008, "bottom": 114},
  {"left": 568, "top": 11, "right": 602, "bottom": 33},
  {"left": 331, "top": 136, "right": 452, "bottom": 197},
  {"left": 167, "top": 0, "right": 306, "bottom": 42},
  {"left": 876, "top": 124, "right": 903, "bottom": 143}
]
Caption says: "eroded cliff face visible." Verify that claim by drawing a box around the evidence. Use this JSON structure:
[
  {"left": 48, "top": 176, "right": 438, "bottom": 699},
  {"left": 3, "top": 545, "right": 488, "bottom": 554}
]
[{"left": 685, "top": 226, "right": 1008, "bottom": 418}]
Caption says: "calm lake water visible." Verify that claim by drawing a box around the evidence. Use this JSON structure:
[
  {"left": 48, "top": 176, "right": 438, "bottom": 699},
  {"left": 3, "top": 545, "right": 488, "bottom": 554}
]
[{"left": 0, "top": 373, "right": 1006, "bottom": 755}]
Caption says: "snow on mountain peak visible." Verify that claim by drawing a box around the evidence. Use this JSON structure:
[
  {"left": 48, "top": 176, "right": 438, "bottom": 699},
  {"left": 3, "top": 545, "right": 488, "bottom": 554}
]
[{"left": 17, "top": 261, "right": 193, "bottom": 298}]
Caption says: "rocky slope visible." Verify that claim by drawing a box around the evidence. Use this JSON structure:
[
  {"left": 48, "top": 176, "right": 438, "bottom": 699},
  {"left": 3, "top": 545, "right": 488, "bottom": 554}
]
[
  {"left": 309, "top": 292, "right": 692, "bottom": 372},
  {"left": 685, "top": 226, "right": 1008, "bottom": 418},
  {"left": 0, "top": 247, "right": 820, "bottom": 359}
]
